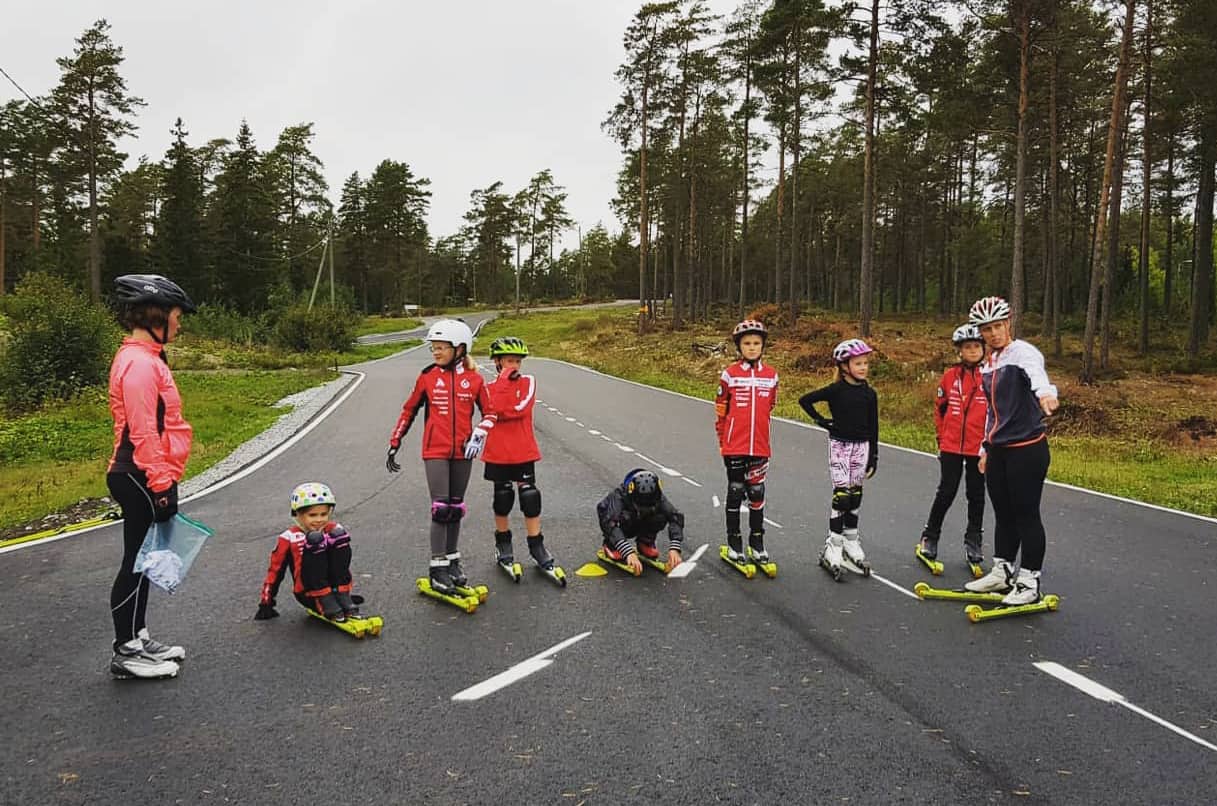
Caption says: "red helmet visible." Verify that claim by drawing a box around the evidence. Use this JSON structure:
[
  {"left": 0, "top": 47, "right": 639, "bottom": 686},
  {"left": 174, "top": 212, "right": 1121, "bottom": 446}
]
[{"left": 732, "top": 319, "right": 768, "bottom": 344}]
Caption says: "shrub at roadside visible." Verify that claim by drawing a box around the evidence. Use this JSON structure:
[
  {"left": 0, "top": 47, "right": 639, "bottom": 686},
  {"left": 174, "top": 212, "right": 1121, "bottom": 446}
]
[
  {"left": 272, "top": 303, "right": 357, "bottom": 353},
  {"left": 0, "top": 273, "right": 120, "bottom": 413},
  {"left": 188, "top": 303, "right": 268, "bottom": 345}
]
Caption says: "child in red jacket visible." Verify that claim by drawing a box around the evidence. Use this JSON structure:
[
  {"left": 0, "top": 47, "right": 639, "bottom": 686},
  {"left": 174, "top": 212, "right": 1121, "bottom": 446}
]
[
  {"left": 715, "top": 319, "right": 779, "bottom": 566},
  {"left": 917, "top": 324, "right": 988, "bottom": 573},
  {"left": 481, "top": 337, "right": 564, "bottom": 585}
]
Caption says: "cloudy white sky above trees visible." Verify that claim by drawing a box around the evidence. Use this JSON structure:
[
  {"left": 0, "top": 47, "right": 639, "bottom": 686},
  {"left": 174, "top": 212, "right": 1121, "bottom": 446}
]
[{"left": 5, "top": 0, "right": 742, "bottom": 248}]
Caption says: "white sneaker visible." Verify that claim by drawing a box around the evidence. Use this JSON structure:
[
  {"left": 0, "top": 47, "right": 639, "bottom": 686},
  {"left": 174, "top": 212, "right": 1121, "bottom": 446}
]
[
  {"left": 1001, "top": 570, "right": 1041, "bottom": 605},
  {"left": 965, "top": 559, "right": 1015, "bottom": 593},
  {"left": 841, "top": 532, "right": 866, "bottom": 565},
  {"left": 111, "top": 640, "right": 179, "bottom": 680},
  {"left": 822, "top": 533, "right": 844, "bottom": 569},
  {"left": 138, "top": 628, "right": 185, "bottom": 662}
]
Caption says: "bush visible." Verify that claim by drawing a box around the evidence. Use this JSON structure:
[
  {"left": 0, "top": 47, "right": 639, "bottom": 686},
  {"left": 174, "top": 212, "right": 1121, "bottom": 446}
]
[
  {"left": 0, "top": 273, "right": 120, "bottom": 413},
  {"left": 187, "top": 303, "right": 268, "bottom": 345},
  {"left": 272, "top": 303, "right": 357, "bottom": 353}
]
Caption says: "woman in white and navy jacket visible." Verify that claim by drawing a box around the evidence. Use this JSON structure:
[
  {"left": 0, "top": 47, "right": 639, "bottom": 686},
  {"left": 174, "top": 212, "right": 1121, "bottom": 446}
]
[{"left": 963, "top": 296, "right": 1060, "bottom": 605}]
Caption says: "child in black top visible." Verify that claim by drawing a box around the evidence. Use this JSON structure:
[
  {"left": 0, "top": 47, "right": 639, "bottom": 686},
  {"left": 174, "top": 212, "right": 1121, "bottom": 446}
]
[{"left": 595, "top": 469, "right": 685, "bottom": 574}]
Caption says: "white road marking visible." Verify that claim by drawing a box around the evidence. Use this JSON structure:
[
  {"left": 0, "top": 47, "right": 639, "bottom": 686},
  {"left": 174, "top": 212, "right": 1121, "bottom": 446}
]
[
  {"left": 870, "top": 573, "right": 920, "bottom": 600},
  {"left": 1034, "top": 661, "right": 1217, "bottom": 754},
  {"left": 681, "top": 477, "right": 702, "bottom": 487},
  {"left": 688, "top": 543, "right": 709, "bottom": 562},
  {"left": 600, "top": 435, "right": 612, "bottom": 442},
  {"left": 575, "top": 422, "right": 584, "bottom": 427},
  {"left": 666, "top": 544, "right": 708, "bottom": 579},
  {"left": 712, "top": 495, "right": 721, "bottom": 508},
  {"left": 588, "top": 429, "right": 601, "bottom": 436},
  {"left": 660, "top": 468, "right": 682, "bottom": 477},
  {"left": 616, "top": 444, "right": 635, "bottom": 452},
  {"left": 635, "top": 453, "right": 660, "bottom": 466},
  {"left": 763, "top": 517, "right": 783, "bottom": 529},
  {"left": 565, "top": 416, "right": 576, "bottom": 422},
  {"left": 452, "top": 632, "right": 592, "bottom": 702}
]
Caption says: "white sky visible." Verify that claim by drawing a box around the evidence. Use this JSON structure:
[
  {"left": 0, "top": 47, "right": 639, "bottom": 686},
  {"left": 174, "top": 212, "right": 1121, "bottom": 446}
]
[{"left": 3, "top": 0, "right": 746, "bottom": 250}]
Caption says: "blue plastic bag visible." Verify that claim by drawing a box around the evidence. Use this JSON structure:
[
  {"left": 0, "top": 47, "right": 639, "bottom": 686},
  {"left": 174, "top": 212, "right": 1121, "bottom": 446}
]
[{"left": 134, "top": 513, "right": 214, "bottom": 594}]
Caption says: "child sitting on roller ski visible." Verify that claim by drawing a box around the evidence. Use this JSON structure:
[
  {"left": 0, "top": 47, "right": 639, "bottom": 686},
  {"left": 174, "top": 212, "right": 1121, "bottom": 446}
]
[
  {"left": 917, "top": 324, "right": 988, "bottom": 575},
  {"left": 596, "top": 469, "right": 684, "bottom": 574},
  {"left": 255, "top": 483, "right": 362, "bottom": 622},
  {"left": 715, "top": 318, "right": 779, "bottom": 569},
  {"left": 799, "top": 339, "right": 880, "bottom": 579},
  {"left": 481, "top": 336, "right": 564, "bottom": 585}
]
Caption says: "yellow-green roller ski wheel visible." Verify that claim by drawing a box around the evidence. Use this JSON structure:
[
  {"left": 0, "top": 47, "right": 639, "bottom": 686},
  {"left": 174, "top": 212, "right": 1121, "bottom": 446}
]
[
  {"left": 965, "top": 604, "right": 982, "bottom": 623},
  {"left": 1045, "top": 594, "right": 1060, "bottom": 610}
]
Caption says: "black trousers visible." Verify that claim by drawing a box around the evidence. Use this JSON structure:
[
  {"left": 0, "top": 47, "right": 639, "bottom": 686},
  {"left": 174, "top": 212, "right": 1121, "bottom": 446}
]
[
  {"left": 986, "top": 438, "right": 1050, "bottom": 571},
  {"left": 107, "top": 471, "right": 156, "bottom": 647},
  {"left": 924, "top": 453, "right": 985, "bottom": 536}
]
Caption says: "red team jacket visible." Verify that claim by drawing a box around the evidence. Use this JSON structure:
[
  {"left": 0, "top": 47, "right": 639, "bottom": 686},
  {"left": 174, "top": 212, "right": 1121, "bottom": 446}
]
[
  {"left": 483, "top": 369, "right": 541, "bottom": 465},
  {"left": 389, "top": 363, "right": 495, "bottom": 460},
  {"left": 715, "top": 360, "right": 779, "bottom": 457},
  {"left": 259, "top": 522, "right": 350, "bottom": 603},
  {"left": 934, "top": 364, "right": 987, "bottom": 456}
]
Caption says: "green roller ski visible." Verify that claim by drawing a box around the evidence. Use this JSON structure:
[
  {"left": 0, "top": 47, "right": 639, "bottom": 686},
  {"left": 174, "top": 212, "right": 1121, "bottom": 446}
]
[
  {"left": 746, "top": 547, "right": 777, "bottom": 578},
  {"left": 914, "top": 545, "right": 944, "bottom": 575},
  {"left": 719, "top": 545, "right": 756, "bottom": 579},
  {"left": 912, "top": 582, "right": 1005, "bottom": 603},
  {"left": 307, "top": 609, "right": 384, "bottom": 638},
  {"left": 596, "top": 547, "right": 642, "bottom": 576},
  {"left": 966, "top": 594, "right": 1060, "bottom": 623},
  {"left": 453, "top": 583, "right": 490, "bottom": 603},
  {"left": 967, "top": 561, "right": 985, "bottom": 579},
  {"left": 639, "top": 554, "right": 670, "bottom": 575},
  {"left": 416, "top": 578, "right": 479, "bottom": 613}
]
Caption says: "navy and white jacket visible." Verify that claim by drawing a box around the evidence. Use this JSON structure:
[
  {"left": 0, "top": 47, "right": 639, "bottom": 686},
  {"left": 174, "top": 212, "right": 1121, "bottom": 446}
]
[{"left": 980, "top": 339, "right": 1057, "bottom": 450}]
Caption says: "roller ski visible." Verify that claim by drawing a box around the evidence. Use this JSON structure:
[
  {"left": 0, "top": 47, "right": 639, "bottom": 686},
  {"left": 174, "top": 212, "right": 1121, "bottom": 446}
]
[
  {"left": 445, "top": 552, "right": 489, "bottom": 603},
  {"left": 747, "top": 532, "right": 777, "bottom": 578},
  {"left": 528, "top": 534, "right": 567, "bottom": 587},
  {"left": 840, "top": 533, "right": 871, "bottom": 577},
  {"left": 819, "top": 534, "right": 845, "bottom": 581},
  {"left": 494, "top": 530, "right": 523, "bottom": 583},
  {"left": 635, "top": 539, "right": 669, "bottom": 575},
  {"left": 966, "top": 594, "right": 1060, "bottom": 623},
  {"left": 596, "top": 545, "right": 642, "bottom": 577},
  {"left": 964, "top": 530, "right": 985, "bottom": 579},
  {"left": 307, "top": 609, "right": 384, "bottom": 638},
  {"left": 719, "top": 534, "right": 756, "bottom": 579},
  {"left": 417, "top": 560, "right": 479, "bottom": 613},
  {"left": 912, "top": 582, "right": 1005, "bottom": 603},
  {"left": 915, "top": 533, "right": 944, "bottom": 576},
  {"left": 966, "top": 569, "right": 1058, "bottom": 623}
]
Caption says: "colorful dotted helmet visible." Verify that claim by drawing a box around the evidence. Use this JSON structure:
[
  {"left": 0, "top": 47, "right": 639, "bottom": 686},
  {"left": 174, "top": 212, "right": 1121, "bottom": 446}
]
[
  {"left": 968, "top": 296, "right": 1011, "bottom": 326},
  {"left": 488, "top": 336, "right": 529, "bottom": 358},
  {"left": 290, "top": 482, "right": 336, "bottom": 515},
  {"left": 624, "top": 468, "right": 662, "bottom": 507},
  {"left": 832, "top": 338, "right": 874, "bottom": 364},
  {"left": 952, "top": 324, "right": 983, "bottom": 346},
  {"left": 732, "top": 319, "right": 768, "bottom": 346}
]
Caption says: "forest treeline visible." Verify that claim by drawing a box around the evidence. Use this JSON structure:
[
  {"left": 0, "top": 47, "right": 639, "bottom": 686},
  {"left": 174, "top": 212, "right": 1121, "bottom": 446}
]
[{"left": 1, "top": 2, "right": 1215, "bottom": 378}]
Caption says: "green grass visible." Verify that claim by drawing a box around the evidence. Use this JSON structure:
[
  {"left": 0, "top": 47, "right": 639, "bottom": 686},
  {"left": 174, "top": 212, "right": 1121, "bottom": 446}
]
[
  {"left": 480, "top": 308, "right": 1217, "bottom": 518},
  {"left": 353, "top": 316, "right": 424, "bottom": 337},
  {"left": 169, "top": 336, "right": 419, "bottom": 370}
]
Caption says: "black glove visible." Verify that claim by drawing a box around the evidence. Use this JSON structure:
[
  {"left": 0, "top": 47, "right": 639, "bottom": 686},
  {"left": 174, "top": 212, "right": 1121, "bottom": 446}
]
[
  {"left": 866, "top": 454, "right": 878, "bottom": 479},
  {"left": 386, "top": 446, "right": 401, "bottom": 473},
  {"left": 152, "top": 482, "right": 178, "bottom": 522},
  {"left": 254, "top": 602, "right": 279, "bottom": 620}
]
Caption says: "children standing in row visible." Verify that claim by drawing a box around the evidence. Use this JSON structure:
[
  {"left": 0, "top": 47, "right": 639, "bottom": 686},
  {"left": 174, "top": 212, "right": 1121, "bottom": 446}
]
[{"left": 799, "top": 339, "right": 879, "bottom": 579}]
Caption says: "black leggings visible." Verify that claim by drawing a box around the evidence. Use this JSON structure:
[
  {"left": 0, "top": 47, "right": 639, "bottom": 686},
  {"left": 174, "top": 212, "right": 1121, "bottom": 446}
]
[
  {"left": 107, "top": 471, "right": 156, "bottom": 647},
  {"left": 985, "top": 439, "right": 1050, "bottom": 571},
  {"left": 924, "top": 453, "right": 984, "bottom": 536}
]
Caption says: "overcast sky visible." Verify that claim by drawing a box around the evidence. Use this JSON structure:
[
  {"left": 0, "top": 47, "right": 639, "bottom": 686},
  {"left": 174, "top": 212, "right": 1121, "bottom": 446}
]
[{"left": 4, "top": 0, "right": 744, "bottom": 249}]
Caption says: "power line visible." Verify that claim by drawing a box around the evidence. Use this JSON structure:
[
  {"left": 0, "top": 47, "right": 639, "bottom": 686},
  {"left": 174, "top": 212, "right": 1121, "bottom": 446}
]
[{"left": 0, "top": 64, "right": 47, "bottom": 109}]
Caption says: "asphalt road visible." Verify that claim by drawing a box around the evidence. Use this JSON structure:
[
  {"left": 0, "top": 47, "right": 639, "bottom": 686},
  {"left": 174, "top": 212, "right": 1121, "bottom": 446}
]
[{"left": 2, "top": 316, "right": 1215, "bottom": 805}]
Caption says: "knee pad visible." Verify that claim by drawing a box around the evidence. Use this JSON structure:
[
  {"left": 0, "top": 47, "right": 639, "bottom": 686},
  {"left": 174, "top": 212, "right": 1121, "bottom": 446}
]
[
  {"left": 831, "top": 487, "right": 851, "bottom": 513},
  {"left": 746, "top": 482, "right": 765, "bottom": 510},
  {"left": 518, "top": 483, "right": 542, "bottom": 518},
  {"left": 849, "top": 486, "right": 863, "bottom": 511},
  {"left": 726, "top": 481, "right": 747, "bottom": 509},
  {"left": 431, "top": 497, "right": 467, "bottom": 524},
  {"left": 492, "top": 482, "right": 515, "bottom": 516}
]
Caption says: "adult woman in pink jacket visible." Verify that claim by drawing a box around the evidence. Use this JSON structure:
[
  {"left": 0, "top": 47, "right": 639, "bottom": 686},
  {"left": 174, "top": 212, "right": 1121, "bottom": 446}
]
[{"left": 106, "top": 275, "right": 196, "bottom": 680}]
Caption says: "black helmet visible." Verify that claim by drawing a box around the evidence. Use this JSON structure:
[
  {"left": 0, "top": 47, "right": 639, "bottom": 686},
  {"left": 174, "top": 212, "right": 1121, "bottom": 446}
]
[
  {"left": 113, "top": 274, "right": 197, "bottom": 313},
  {"left": 624, "top": 469, "right": 661, "bottom": 507}
]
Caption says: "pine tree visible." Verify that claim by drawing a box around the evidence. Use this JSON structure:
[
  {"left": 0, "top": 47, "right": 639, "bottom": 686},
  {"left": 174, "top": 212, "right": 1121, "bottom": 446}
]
[
  {"left": 154, "top": 118, "right": 208, "bottom": 299},
  {"left": 212, "top": 120, "right": 277, "bottom": 312}
]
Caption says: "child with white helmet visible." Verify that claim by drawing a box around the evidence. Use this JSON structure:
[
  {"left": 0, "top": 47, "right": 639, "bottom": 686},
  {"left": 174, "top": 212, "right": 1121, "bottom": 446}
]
[
  {"left": 255, "top": 482, "right": 361, "bottom": 622},
  {"left": 386, "top": 319, "right": 496, "bottom": 599},
  {"left": 799, "top": 338, "right": 880, "bottom": 580}
]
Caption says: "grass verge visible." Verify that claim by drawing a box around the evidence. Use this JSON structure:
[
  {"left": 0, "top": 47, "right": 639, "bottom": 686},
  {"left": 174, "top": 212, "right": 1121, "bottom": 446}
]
[
  {"left": 479, "top": 308, "right": 1217, "bottom": 518},
  {"left": 354, "top": 316, "right": 424, "bottom": 337}
]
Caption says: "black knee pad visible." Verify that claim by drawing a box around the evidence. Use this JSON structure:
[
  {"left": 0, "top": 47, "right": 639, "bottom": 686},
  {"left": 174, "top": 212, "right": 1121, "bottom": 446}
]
[
  {"left": 518, "top": 483, "right": 542, "bottom": 518},
  {"left": 431, "top": 497, "right": 467, "bottom": 524},
  {"left": 492, "top": 482, "right": 515, "bottom": 516},
  {"left": 849, "top": 486, "right": 863, "bottom": 511},
  {"left": 746, "top": 482, "right": 765, "bottom": 509},
  {"left": 831, "top": 487, "right": 851, "bottom": 512},
  {"left": 726, "top": 481, "right": 747, "bottom": 509}
]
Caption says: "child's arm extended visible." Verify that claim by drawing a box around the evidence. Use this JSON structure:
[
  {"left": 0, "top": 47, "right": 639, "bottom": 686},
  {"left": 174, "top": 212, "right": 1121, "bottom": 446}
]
[
  {"left": 798, "top": 385, "right": 834, "bottom": 428},
  {"left": 255, "top": 536, "right": 291, "bottom": 620},
  {"left": 659, "top": 496, "right": 685, "bottom": 567}
]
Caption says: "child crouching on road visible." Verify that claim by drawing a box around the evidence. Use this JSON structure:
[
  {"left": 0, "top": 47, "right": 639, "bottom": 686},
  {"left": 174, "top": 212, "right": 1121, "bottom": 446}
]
[{"left": 596, "top": 469, "right": 684, "bottom": 574}]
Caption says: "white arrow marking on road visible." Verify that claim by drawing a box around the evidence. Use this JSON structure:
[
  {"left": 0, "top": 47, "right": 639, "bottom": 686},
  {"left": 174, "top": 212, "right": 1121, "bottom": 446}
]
[
  {"left": 452, "top": 632, "right": 592, "bottom": 702},
  {"left": 1034, "top": 661, "right": 1217, "bottom": 754},
  {"left": 667, "top": 543, "right": 709, "bottom": 579},
  {"left": 682, "top": 477, "right": 702, "bottom": 487}
]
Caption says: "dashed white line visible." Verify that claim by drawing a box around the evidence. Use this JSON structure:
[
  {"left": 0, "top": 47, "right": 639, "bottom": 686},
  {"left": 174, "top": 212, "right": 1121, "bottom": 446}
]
[
  {"left": 1034, "top": 661, "right": 1217, "bottom": 754},
  {"left": 763, "top": 517, "right": 783, "bottom": 529},
  {"left": 588, "top": 429, "right": 601, "bottom": 436},
  {"left": 870, "top": 572, "right": 920, "bottom": 600},
  {"left": 681, "top": 477, "right": 702, "bottom": 487},
  {"left": 712, "top": 495, "right": 721, "bottom": 508},
  {"left": 575, "top": 422, "right": 584, "bottom": 427},
  {"left": 600, "top": 435, "right": 612, "bottom": 442},
  {"left": 452, "top": 632, "right": 592, "bottom": 702},
  {"left": 565, "top": 416, "right": 576, "bottom": 422},
  {"left": 660, "top": 468, "right": 682, "bottom": 477},
  {"left": 616, "top": 444, "right": 635, "bottom": 452}
]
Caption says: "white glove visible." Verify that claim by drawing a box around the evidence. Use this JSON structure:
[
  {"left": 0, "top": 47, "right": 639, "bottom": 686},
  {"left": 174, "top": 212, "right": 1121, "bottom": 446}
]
[{"left": 464, "top": 426, "right": 488, "bottom": 460}]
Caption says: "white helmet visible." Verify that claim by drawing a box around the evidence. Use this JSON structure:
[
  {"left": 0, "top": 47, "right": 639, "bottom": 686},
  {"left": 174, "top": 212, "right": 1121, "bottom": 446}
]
[
  {"left": 424, "top": 319, "right": 474, "bottom": 354},
  {"left": 968, "top": 296, "right": 1011, "bottom": 326},
  {"left": 952, "top": 324, "right": 983, "bottom": 346}
]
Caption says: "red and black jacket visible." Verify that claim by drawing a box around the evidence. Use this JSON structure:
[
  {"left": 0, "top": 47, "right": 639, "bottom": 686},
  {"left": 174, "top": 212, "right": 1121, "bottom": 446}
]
[
  {"left": 389, "top": 363, "right": 495, "bottom": 460},
  {"left": 483, "top": 369, "right": 541, "bottom": 465},
  {"left": 259, "top": 522, "right": 351, "bottom": 604},
  {"left": 934, "top": 364, "right": 987, "bottom": 457}
]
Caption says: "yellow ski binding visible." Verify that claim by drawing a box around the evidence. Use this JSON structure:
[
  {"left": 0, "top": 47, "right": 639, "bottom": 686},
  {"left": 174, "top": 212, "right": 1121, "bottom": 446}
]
[
  {"left": 596, "top": 548, "right": 642, "bottom": 576},
  {"left": 719, "top": 545, "right": 756, "bottom": 579},
  {"left": 307, "top": 609, "right": 384, "bottom": 638},
  {"left": 914, "top": 545, "right": 944, "bottom": 575},
  {"left": 416, "top": 577, "right": 479, "bottom": 612}
]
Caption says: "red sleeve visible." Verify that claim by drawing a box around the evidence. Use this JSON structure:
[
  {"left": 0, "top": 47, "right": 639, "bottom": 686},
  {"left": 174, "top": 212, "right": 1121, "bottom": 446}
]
[
  {"left": 933, "top": 368, "right": 951, "bottom": 437},
  {"left": 714, "top": 371, "right": 729, "bottom": 443},
  {"left": 121, "top": 359, "right": 174, "bottom": 492},
  {"left": 475, "top": 376, "right": 497, "bottom": 424},
  {"left": 260, "top": 535, "right": 292, "bottom": 605},
  {"left": 390, "top": 372, "right": 428, "bottom": 447},
  {"left": 490, "top": 375, "right": 534, "bottom": 421}
]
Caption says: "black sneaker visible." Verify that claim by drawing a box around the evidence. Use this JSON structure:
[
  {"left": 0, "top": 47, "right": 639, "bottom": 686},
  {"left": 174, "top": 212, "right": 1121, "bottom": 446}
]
[
  {"left": 429, "top": 563, "right": 456, "bottom": 595},
  {"left": 918, "top": 532, "right": 939, "bottom": 561},
  {"left": 333, "top": 591, "right": 360, "bottom": 618}
]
